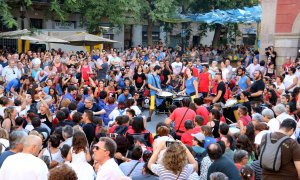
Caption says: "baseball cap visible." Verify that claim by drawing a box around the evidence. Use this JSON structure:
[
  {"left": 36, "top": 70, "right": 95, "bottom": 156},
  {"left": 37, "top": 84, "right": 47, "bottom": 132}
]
[{"left": 191, "top": 132, "right": 205, "bottom": 142}]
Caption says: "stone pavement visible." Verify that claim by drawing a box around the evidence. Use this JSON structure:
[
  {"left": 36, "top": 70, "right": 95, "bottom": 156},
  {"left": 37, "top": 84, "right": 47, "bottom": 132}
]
[{"left": 141, "top": 109, "right": 168, "bottom": 133}]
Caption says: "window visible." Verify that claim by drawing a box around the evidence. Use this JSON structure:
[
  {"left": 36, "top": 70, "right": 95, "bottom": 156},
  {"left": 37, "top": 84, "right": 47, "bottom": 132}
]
[{"left": 30, "top": 18, "right": 43, "bottom": 29}]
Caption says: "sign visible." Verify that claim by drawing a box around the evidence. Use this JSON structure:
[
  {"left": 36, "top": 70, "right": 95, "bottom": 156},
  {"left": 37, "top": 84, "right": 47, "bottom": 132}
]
[{"left": 54, "top": 21, "right": 75, "bottom": 30}]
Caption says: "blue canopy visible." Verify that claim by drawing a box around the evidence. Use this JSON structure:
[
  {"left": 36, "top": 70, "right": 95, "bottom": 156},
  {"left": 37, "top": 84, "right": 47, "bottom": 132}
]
[{"left": 184, "top": 5, "right": 261, "bottom": 24}]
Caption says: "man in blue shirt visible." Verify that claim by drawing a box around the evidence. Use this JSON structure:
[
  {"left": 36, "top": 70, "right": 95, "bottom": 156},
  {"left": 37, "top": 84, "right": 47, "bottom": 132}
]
[
  {"left": 77, "top": 96, "right": 106, "bottom": 116},
  {"left": 147, "top": 65, "right": 162, "bottom": 122},
  {"left": 117, "top": 87, "right": 132, "bottom": 104},
  {"left": 0, "top": 130, "right": 28, "bottom": 168},
  {"left": 62, "top": 85, "right": 77, "bottom": 103}
]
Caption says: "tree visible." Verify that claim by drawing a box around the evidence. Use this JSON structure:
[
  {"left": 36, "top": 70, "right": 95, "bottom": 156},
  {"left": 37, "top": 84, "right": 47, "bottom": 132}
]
[
  {"left": 135, "top": 0, "right": 176, "bottom": 46},
  {"left": 1, "top": 0, "right": 143, "bottom": 34}
]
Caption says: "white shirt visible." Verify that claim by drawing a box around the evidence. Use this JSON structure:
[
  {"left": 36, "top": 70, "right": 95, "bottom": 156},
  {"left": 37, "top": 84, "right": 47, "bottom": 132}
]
[
  {"left": 276, "top": 112, "right": 295, "bottom": 123},
  {"left": 274, "top": 82, "right": 285, "bottom": 94},
  {"left": 171, "top": 62, "right": 183, "bottom": 75},
  {"left": 2, "top": 66, "right": 20, "bottom": 82},
  {"left": 0, "top": 153, "right": 48, "bottom": 180},
  {"left": 246, "top": 63, "right": 260, "bottom": 79},
  {"left": 283, "top": 74, "right": 297, "bottom": 92},
  {"left": 267, "top": 118, "right": 281, "bottom": 132},
  {"left": 96, "top": 158, "right": 124, "bottom": 180},
  {"left": 0, "top": 138, "right": 9, "bottom": 153},
  {"left": 108, "top": 108, "right": 126, "bottom": 125},
  {"left": 254, "top": 130, "right": 270, "bottom": 145}
]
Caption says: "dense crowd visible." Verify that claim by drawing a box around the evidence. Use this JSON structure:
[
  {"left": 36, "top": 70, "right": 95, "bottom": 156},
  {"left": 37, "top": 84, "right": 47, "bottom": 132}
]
[{"left": 0, "top": 44, "right": 299, "bottom": 180}]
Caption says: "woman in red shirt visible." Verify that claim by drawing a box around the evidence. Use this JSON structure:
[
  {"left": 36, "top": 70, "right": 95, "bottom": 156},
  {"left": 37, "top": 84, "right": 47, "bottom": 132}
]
[{"left": 81, "top": 60, "right": 92, "bottom": 85}]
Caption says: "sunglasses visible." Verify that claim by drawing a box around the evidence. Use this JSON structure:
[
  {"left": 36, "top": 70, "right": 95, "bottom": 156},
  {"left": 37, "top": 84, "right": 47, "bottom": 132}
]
[{"left": 93, "top": 145, "right": 106, "bottom": 151}]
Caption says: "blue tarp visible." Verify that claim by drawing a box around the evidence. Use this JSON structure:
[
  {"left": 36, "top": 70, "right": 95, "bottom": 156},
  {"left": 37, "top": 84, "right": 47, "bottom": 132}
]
[{"left": 184, "top": 5, "right": 261, "bottom": 24}]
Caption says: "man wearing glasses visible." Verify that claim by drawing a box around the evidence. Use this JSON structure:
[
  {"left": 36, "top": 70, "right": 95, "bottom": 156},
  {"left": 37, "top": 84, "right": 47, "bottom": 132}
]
[{"left": 93, "top": 137, "right": 125, "bottom": 180}]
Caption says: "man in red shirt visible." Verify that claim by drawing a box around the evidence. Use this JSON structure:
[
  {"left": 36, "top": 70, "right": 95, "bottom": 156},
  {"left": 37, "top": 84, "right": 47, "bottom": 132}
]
[
  {"left": 165, "top": 98, "right": 196, "bottom": 139},
  {"left": 181, "top": 120, "right": 195, "bottom": 146},
  {"left": 198, "top": 64, "right": 211, "bottom": 97},
  {"left": 194, "top": 98, "right": 209, "bottom": 125}
]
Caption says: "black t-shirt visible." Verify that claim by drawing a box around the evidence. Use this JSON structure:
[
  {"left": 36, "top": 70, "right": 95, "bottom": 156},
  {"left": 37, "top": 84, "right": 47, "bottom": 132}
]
[
  {"left": 39, "top": 113, "right": 52, "bottom": 129},
  {"left": 207, "top": 156, "right": 241, "bottom": 180},
  {"left": 133, "top": 73, "right": 146, "bottom": 89},
  {"left": 250, "top": 79, "right": 265, "bottom": 102},
  {"left": 159, "top": 69, "right": 170, "bottom": 87},
  {"left": 216, "top": 82, "right": 226, "bottom": 103},
  {"left": 83, "top": 122, "right": 96, "bottom": 145},
  {"left": 270, "top": 51, "right": 277, "bottom": 66}
]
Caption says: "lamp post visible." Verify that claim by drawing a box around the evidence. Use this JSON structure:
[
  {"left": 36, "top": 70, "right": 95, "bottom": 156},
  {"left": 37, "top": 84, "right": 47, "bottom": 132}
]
[{"left": 20, "top": 6, "right": 25, "bottom": 53}]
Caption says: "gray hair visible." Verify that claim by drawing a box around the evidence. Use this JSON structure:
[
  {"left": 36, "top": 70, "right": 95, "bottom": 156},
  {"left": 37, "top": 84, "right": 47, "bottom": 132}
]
[
  {"left": 100, "top": 137, "right": 117, "bottom": 158},
  {"left": 9, "top": 130, "right": 28, "bottom": 149},
  {"left": 62, "top": 125, "right": 74, "bottom": 139},
  {"left": 252, "top": 113, "right": 263, "bottom": 122},
  {"left": 273, "top": 104, "right": 287, "bottom": 115},
  {"left": 85, "top": 96, "right": 94, "bottom": 103},
  {"left": 262, "top": 108, "right": 275, "bottom": 119},
  {"left": 210, "top": 172, "right": 228, "bottom": 180},
  {"left": 233, "top": 150, "right": 248, "bottom": 163}
]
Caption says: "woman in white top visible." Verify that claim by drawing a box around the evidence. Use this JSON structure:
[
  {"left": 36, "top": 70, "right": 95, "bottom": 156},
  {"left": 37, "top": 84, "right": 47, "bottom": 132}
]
[
  {"left": 220, "top": 61, "right": 229, "bottom": 82},
  {"left": 274, "top": 75, "right": 285, "bottom": 95},
  {"left": 152, "top": 126, "right": 174, "bottom": 151},
  {"left": 283, "top": 67, "right": 298, "bottom": 93},
  {"left": 39, "top": 134, "right": 64, "bottom": 168},
  {"left": 0, "top": 128, "right": 9, "bottom": 153},
  {"left": 66, "top": 131, "right": 95, "bottom": 180}
]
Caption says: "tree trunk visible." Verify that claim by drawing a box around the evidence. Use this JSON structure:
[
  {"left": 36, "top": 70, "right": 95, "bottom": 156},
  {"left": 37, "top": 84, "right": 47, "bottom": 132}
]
[
  {"left": 212, "top": 23, "right": 222, "bottom": 48},
  {"left": 147, "top": 19, "right": 154, "bottom": 46}
]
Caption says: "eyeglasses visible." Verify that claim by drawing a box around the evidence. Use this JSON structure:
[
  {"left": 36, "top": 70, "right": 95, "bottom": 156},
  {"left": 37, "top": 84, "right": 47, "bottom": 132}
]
[{"left": 93, "top": 145, "right": 106, "bottom": 151}]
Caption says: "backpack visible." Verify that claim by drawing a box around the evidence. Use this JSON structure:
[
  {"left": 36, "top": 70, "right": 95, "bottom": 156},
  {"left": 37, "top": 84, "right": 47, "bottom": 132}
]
[
  {"left": 259, "top": 133, "right": 290, "bottom": 171},
  {"left": 194, "top": 150, "right": 207, "bottom": 175}
]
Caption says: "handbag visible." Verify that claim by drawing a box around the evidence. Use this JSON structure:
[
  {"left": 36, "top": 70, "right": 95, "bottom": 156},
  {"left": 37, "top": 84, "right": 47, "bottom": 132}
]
[{"left": 170, "top": 108, "right": 189, "bottom": 140}]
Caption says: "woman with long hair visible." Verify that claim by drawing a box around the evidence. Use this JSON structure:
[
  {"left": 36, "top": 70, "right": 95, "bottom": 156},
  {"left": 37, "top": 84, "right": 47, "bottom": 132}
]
[
  {"left": 126, "top": 116, "right": 153, "bottom": 145},
  {"left": 236, "top": 134, "right": 255, "bottom": 164},
  {"left": 133, "top": 65, "right": 146, "bottom": 92},
  {"left": 178, "top": 67, "right": 198, "bottom": 100},
  {"left": 2, "top": 107, "right": 17, "bottom": 132},
  {"left": 66, "top": 131, "right": 94, "bottom": 180},
  {"left": 148, "top": 140, "right": 198, "bottom": 179},
  {"left": 207, "top": 109, "right": 221, "bottom": 138}
]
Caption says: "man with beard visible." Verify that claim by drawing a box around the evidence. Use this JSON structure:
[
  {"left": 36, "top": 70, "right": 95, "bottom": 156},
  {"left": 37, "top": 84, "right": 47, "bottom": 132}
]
[
  {"left": 159, "top": 61, "right": 171, "bottom": 90},
  {"left": 237, "top": 67, "right": 251, "bottom": 92},
  {"left": 249, "top": 70, "right": 265, "bottom": 103},
  {"left": 212, "top": 72, "right": 226, "bottom": 104}
]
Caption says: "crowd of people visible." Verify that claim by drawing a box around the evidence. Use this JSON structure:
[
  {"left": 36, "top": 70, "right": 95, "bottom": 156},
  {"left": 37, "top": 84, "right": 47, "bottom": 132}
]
[{"left": 0, "top": 44, "right": 299, "bottom": 180}]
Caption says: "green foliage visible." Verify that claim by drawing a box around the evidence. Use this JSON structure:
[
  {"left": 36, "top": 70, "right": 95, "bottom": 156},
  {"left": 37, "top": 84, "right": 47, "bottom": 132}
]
[{"left": 0, "top": 0, "right": 18, "bottom": 28}]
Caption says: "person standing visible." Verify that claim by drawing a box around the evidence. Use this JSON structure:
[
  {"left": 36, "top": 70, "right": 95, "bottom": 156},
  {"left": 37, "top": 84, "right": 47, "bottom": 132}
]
[
  {"left": 236, "top": 67, "right": 251, "bottom": 92},
  {"left": 212, "top": 72, "right": 226, "bottom": 104},
  {"left": 284, "top": 67, "right": 298, "bottom": 93},
  {"left": 249, "top": 70, "right": 265, "bottom": 103},
  {"left": 93, "top": 137, "right": 125, "bottom": 180},
  {"left": 147, "top": 65, "right": 162, "bottom": 122},
  {"left": 82, "top": 110, "right": 96, "bottom": 145},
  {"left": 95, "top": 56, "right": 109, "bottom": 81},
  {"left": 178, "top": 67, "right": 198, "bottom": 100},
  {"left": 0, "top": 135, "right": 48, "bottom": 180},
  {"left": 198, "top": 64, "right": 211, "bottom": 97},
  {"left": 171, "top": 56, "right": 183, "bottom": 76},
  {"left": 260, "top": 119, "right": 300, "bottom": 179}
]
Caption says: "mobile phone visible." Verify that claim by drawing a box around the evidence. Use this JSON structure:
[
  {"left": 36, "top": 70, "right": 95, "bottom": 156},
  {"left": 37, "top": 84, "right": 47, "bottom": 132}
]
[{"left": 166, "top": 141, "right": 178, "bottom": 147}]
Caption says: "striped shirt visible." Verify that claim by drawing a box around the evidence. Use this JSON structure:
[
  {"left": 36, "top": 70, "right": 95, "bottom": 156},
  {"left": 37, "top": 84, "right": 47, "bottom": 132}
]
[{"left": 151, "top": 164, "right": 194, "bottom": 180}]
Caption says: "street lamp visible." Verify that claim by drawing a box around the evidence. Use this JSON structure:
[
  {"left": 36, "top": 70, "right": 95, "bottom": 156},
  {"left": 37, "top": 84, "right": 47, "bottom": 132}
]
[{"left": 20, "top": 6, "right": 25, "bottom": 53}]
